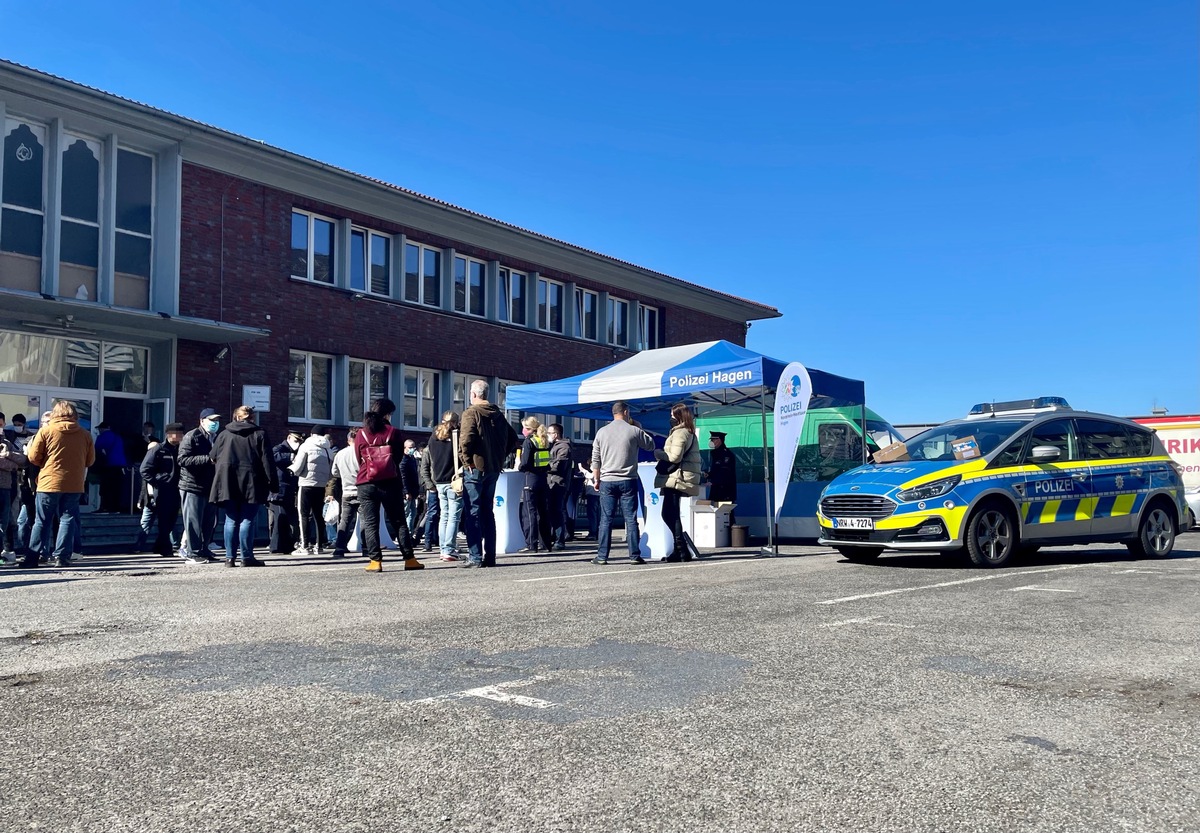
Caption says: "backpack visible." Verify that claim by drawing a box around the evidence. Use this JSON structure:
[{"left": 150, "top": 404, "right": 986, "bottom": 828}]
[{"left": 357, "top": 426, "right": 399, "bottom": 484}]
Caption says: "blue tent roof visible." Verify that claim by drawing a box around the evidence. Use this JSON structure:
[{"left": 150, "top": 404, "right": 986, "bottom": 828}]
[{"left": 504, "top": 340, "right": 864, "bottom": 431}]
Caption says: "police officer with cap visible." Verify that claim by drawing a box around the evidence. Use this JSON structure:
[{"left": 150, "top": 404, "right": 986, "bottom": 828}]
[{"left": 706, "top": 431, "right": 738, "bottom": 504}]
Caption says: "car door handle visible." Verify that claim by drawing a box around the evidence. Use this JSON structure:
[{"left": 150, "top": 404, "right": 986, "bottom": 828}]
[
  {"left": 1130, "top": 468, "right": 1143, "bottom": 477},
  {"left": 1072, "top": 472, "right": 1088, "bottom": 481}
]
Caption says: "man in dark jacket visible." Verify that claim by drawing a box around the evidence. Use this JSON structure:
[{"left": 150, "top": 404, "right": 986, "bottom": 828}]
[
  {"left": 140, "top": 423, "right": 185, "bottom": 560},
  {"left": 457, "top": 379, "right": 519, "bottom": 568},
  {"left": 177, "top": 408, "right": 221, "bottom": 564},
  {"left": 269, "top": 430, "right": 301, "bottom": 553},
  {"left": 93, "top": 422, "right": 128, "bottom": 513},
  {"left": 417, "top": 443, "right": 439, "bottom": 553},
  {"left": 208, "top": 405, "right": 278, "bottom": 568},
  {"left": 546, "top": 423, "right": 573, "bottom": 550}
]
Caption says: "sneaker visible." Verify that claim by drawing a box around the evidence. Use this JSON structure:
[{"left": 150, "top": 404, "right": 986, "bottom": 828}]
[
  {"left": 182, "top": 554, "right": 208, "bottom": 565},
  {"left": 1, "top": 549, "right": 15, "bottom": 564},
  {"left": 590, "top": 556, "right": 609, "bottom": 565},
  {"left": 54, "top": 557, "right": 72, "bottom": 568},
  {"left": 630, "top": 556, "right": 646, "bottom": 565},
  {"left": 459, "top": 559, "right": 484, "bottom": 568},
  {"left": 290, "top": 546, "right": 308, "bottom": 556},
  {"left": 308, "top": 546, "right": 318, "bottom": 556},
  {"left": 242, "top": 557, "right": 266, "bottom": 567},
  {"left": 439, "top": 553, "right": 460, "bottom": 562}
]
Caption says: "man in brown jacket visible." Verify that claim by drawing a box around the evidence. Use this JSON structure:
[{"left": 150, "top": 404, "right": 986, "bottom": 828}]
[
  {"left": 457, "top": 379, "right": 518, "bottom": 568},
  {"left": 22, "top": 400, "right": 95, "bottom": 568}
]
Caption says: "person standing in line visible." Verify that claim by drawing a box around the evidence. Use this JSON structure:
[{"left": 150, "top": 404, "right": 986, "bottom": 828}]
[
  {"left": 400, "top": 438, "right": 422, "bottom": 540},
  {"left": 140, "top": 423, "right": 186, "bottom": 560},
  {"left": 546, "top": 422, "right": 573, "bottom": 550},
  {"left": 590, "top": 401, "right": 654, "bottom": 566},
  {"left": 426, "top": 410, "right": 462, "bottom": 563},
  {"left": 458, "top": 379, "right": 519, "bottom": 569},
  {"left": 3, "top": 414, "right": 33, "bottom": 557},
  {"left": 654, "top": 402, "right": 702, "bottom": 562},
  {"left": 324, "top": 428, "right": 360, "bottom": 559},
  {"left": 290, "top": 425, "right": 334, "bottom": 555},
  {"left": 92, "top": 422, "right": 128, "bottom": 513},
  {"left": 517, "top": 416, "right": 553, "bottom": 554},
  {"left": 177, "top": 408, "right": 222, "bottom": 563},
  {"left": 209, "top": 405, "right": 277, "bottom": 567},
  {"left": 0, "top": 421, "right": 28, "bottom": 564},
  {"left": 22, "top": 401, "right": 95, "bottom": 569},
  {"left": 417, "top": 442, "right": 440, "bottom": 554},
  {"left": 269, "top": 430, "right": 302, "bottom": 553},
  {"left": 354, "top": 398, "right": 422, "bottom": 573}
]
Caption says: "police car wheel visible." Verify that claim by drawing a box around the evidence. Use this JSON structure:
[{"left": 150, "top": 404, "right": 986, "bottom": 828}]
[
  {"left": 1126, "top": 504, "right": 1176, "bottom": 559},
  {"left": 965, "top": 504, "right": 1016, "bottom": 568},
  {"left": 834, "top": 546, "right": 882, "bottom": 562}
]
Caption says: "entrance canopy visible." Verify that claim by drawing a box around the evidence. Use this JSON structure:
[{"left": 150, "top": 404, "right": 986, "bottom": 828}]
[{"left": 504, "top": 340, "right": 865, "bottom": 433}]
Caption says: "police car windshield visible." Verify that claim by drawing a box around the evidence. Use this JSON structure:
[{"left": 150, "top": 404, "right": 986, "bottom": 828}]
[{"left": 903, "top": 419, "right": 1030, "bottom": 462}]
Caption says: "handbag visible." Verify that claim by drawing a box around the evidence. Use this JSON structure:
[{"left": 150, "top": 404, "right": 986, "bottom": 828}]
[
  {"left": 322, "top": 498, "right": 340, "bottom": 524},
  {"left": 656, "top": 434, "right": 695, "bottom": 476},
  {"left": 359, "top": 426, "right": 400, "bottom": 483},
  {"left": 450, "top": 429, "right": 465, "bottom": 495}
]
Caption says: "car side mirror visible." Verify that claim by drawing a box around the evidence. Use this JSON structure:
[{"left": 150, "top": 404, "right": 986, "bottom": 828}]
[{"left": 1031, "top": 445, "right": 1062, "bottom": 462}]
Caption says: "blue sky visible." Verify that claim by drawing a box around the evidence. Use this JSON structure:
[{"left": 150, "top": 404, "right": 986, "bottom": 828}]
[{"left": 3, "top": 1, "right": 1195, "bottom": 424}]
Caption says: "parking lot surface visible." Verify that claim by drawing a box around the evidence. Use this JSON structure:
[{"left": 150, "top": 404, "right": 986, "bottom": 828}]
[{"left": 2, "top": 534, "right": 1198, "bottom": 832}]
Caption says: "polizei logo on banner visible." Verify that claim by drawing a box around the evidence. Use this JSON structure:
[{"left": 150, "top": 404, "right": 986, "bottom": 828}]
[
  {"left": 667, "top": 369, "right": 755, "bottom": 389},
  {"left": 772, "top": 363, "right": 813, "bottom": 524}
]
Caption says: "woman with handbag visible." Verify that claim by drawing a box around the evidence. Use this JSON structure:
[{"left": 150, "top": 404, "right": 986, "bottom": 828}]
[
  {"left": 653, "top": 402, "right": 702, "bottom": 562},
  {"left": 353, "top": 398, "right": 422, "bottom": 573},
  {"left": 426, "top": 410, "right": 463, "bottom": 562}
]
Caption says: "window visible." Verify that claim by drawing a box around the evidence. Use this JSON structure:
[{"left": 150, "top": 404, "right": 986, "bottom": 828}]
[
  {"left": 289, "top": 350, "right": 333, "bottom": 421},
  {"left": 497, "top": 268, "right": 526, "bottom": 325},
  {"left": 59, "top": 135, "right": 102, "bottom": 301},
  {"left": 574, "top": 288, "right": 598, "bottom": 340},
  {"left": 453, "top": 255, "right": 486, "bottom": 316},
  {"left": 1077, "top": 418, "right": 1133, "bottom": 460},
  {"left": 404, "top": 366, "right": 440, "bottom": 429},
  {"left": 102, "top": 344, "right": 148, "bottom": 393},
  {"left": 1023, "top": 419, "right": 1075, "bottom": 463},
  {"left": 112, "top": 149, "right": 154, "bottom": 308},
  {"left": 404, "top": 242, "right": 441, "bottom": 306},
  {"left": 607, "top": 297, "right": 629, "bottom": 347},
  {"left": 537, "top": 276, "right": 565, "bottom": 333},
  {"left": 452, "top": 372, "right": 470, "bottom": 414},
  {"left": 570, "top": 418, "right": 597, "bottom": 442},
  {"left": 291, "top": 210, "right": 335, "bottom": 284},
  {"left": 348, "top": 359, "right": 390, "bottom": 423},
  {"left": 1, "top": 120, "right": 47, "bottom": 270},
  {"left": 639, "top": 305, "right": 661, "bottom": 350},
  {"left": 350, "top": 229, "right": 391, "bottom": 295}
]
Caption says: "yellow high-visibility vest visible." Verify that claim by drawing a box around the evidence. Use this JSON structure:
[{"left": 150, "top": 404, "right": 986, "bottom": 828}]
[{"left": 531, "top": 435, "right": 550, "bottom": 469}]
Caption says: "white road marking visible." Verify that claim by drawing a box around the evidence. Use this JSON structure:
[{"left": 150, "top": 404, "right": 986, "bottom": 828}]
[
  {"left": 1006, "top": 585, "right": 1077, "bottom": 593},
  {"left": 820, "top": 616, "right": 881, "bottom": 628},
  {"left": 816, "top": 565, "right": 1085, "bottom": 605},
  {"left": 1115, "top": 569, "right": 1161, "bottom": 574},
  {"left": 412, "top": 676, "right": 555, "bottom": 709},
  {"left": 514, "top": 559, "right": 753, "bottom": 583}
]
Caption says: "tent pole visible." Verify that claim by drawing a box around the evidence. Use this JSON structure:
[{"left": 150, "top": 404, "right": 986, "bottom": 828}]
[
  {"left": 860, "top": 397, "right": 868, "bottom": 465},
  {"left": 760, "top": 385, "right": 776, "bottom": 555}
]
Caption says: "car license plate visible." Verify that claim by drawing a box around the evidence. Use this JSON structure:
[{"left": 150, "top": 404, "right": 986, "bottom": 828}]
[{"left": 833, "top": 517, "right": 874, "bottom": 530}]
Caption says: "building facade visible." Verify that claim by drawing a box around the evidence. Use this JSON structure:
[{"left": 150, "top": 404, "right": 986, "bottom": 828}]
[{"left": 0, "top": 60, "right": 778, "bottom": 489}]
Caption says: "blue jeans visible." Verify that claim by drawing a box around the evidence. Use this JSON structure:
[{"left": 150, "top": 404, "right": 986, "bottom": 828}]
[
  {"left": 423, "top": 489, "right": 440, "bottom": 547},
  {"left": 30, "top": 492, "right": 81, "bottom": 562},
  {"left": 461, "top": 469, "right": 499, "bottom": 566},
  {"left": 598, "top": 478, "right": 640, "bottom": 562},
  {"left": 222, "top": 500, "right": 259, "bottom": 563},
  {"left": 180, "top": 490, "right": 219, "bottom": 556},
  {"left": 437, "top": 482, "right": 463, "bottom": 556}
]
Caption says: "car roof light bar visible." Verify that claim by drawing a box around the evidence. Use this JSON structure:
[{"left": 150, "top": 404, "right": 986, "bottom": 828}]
[{"left": 967, "top": 397, "right": 1071, "bottom": 417}]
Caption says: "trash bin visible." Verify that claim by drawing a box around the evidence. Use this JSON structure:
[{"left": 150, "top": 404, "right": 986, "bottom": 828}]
[
  {"left": 730, "top": 524, "right": 749, "bottom": 548},
  {"left": 692, "top": 501, "right": 734, "bottom": 548}
]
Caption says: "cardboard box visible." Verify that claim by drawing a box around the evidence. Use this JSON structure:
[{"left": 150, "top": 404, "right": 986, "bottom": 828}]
[
  {"left": 873, "top": 441, "right": 910, "bottom": 463},
  {"left": 951, "top": 435, "right": 981, "bottom": 460}
]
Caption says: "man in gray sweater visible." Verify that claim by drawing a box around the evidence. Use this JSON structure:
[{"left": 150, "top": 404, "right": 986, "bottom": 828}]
[{"left": 590, "top": 401, "right": 654, "bottom": 565}]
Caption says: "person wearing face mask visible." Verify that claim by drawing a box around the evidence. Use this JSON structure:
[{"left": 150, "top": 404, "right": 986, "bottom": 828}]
[
  {"left": 176, "top": 408, "right": 222, "bottom": 564},
  {"left": 268, "top": 430, "right": 302, "bottom": 553}
]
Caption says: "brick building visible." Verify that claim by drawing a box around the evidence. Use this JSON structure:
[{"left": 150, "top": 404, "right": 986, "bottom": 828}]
[{"left": 0, "top": 60, "right": 778, "bottom": 478}]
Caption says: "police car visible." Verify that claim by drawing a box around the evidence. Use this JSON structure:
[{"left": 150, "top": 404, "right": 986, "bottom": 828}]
[{"left": 817, "top": 398, "right": 1188, "bottom": 567}]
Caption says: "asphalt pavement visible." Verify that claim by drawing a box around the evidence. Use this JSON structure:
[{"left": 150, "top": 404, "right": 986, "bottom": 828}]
[{"left": 2, "top": 532, "right": 1198, "bottom": 832}]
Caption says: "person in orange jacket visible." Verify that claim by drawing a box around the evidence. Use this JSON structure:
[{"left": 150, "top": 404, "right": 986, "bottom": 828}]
[{"left": 22, "top": 400, "right": 95, "bottom": 569}]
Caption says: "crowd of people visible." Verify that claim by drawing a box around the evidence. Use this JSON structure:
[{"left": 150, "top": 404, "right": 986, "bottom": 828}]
[{"left": 0, "top": 381, "right": 740, "bottom": 572}]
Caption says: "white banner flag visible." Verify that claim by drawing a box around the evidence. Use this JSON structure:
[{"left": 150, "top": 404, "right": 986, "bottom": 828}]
[{"left": 772, "top": 362, "right": 812, "bottom": 524}]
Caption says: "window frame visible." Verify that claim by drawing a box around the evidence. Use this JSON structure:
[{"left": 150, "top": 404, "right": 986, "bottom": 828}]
[
  {"left": 537, "top": 276, "right": 565, "bottom": 334},
  {"left": 1, "top": 118, "right": 48, "bottom": 261},
  {"left": 404, "top": 241, "right": 442, "bottom": 307},
  {"left": 607, "top": 296, "right": 629, "bottom": 347},
  {"left": 403, "top": 365, "right": 441, "bottom": 430},
  {"left": 347, "top": 358, "right": 391, "bottom": 424},
  {"left": 639, "top": 304, "right": 661, "bottom": 350},
  {"left": 497, "top": 267, "right": 527, "bottom": 325},
  {"left": 288, "top": 349, "right": 335, "bottom": 424},
  {"left": 574, "top": 287, "right": 598, "bottom": 341},
  {"left": 453, "top": 254, "right": 487, "bottom": 317},
  {"left": 114, "top": 146, "right": 155, "bottom": 281},
  {"left": 291, "top": 209, "right": 337, "bottom": 285}
]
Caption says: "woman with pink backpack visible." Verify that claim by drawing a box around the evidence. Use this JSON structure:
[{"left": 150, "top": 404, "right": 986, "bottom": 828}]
[{"left": 353, "top": 398, "right": 423, "bottom": 573}]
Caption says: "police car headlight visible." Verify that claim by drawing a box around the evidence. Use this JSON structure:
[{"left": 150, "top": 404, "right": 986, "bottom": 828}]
[{"left": 897, "top": 475, "right": 961, "bottom": 502}]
